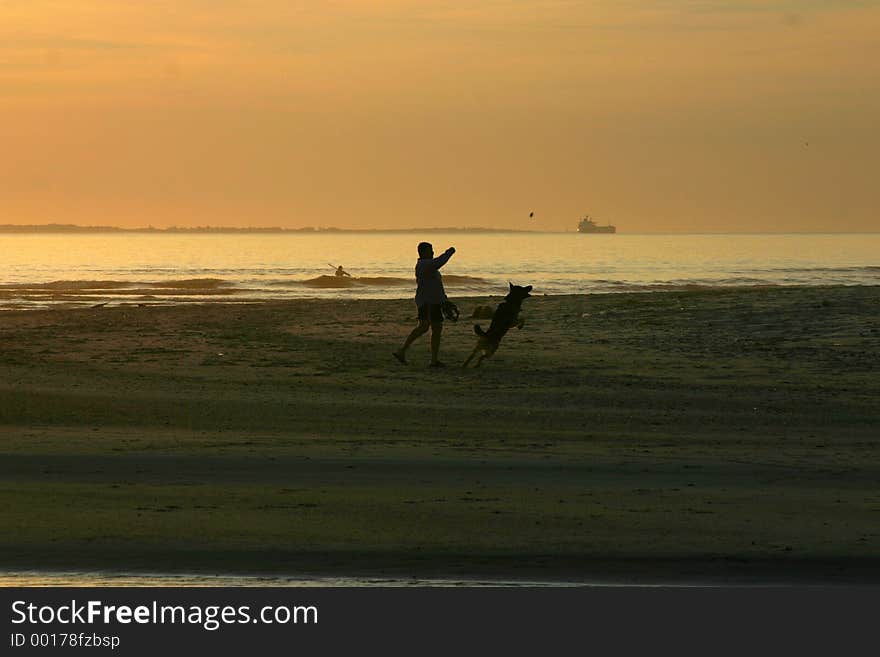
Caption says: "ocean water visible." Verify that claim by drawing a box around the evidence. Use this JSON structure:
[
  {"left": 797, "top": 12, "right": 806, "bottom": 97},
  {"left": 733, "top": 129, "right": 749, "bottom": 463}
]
[
  {"left": 1, "top": 232, "right": 878, "bottom": 310},
  {"left": 0, "top": 571, "right": 586, "bottom": 587}
]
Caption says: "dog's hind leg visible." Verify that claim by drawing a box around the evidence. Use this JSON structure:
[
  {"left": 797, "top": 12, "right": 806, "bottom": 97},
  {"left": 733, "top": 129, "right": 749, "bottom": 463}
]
[
  {"left": 462, "top": 346, "right": 479, "bottom": 368},
  {"left": 473, "top": 353, "right": 486, "bottom": 368}
]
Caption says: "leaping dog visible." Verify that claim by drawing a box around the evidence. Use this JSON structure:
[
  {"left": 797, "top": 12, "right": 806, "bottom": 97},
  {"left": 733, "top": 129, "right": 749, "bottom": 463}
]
[{"left": 462, "top": 283, "right": 532, "bottom": 368}]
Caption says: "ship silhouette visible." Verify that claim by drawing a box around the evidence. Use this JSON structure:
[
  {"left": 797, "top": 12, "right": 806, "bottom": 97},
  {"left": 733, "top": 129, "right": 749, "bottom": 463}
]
[{"left": 577, "top": 215, "right": 616, "bottom": 233}]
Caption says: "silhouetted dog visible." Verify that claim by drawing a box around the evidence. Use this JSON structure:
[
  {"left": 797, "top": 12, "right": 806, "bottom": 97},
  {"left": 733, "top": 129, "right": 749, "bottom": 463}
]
[{"left": 462, "top": 283, "right": 532, "bottom": 368}]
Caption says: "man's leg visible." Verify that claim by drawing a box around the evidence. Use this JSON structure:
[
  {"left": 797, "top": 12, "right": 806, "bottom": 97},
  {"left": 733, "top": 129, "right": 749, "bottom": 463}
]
[
  {"left": 394, "top": 320, "right": 430, "bottom": 363},
  {"left": 429, "top": 320, "right": 443, "bottom": 365}
]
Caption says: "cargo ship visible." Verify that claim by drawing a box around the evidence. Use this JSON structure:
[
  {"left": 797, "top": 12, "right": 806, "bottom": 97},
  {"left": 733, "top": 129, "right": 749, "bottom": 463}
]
[{"left": 577, "top": 215, "right": 616, "bottom": 233}]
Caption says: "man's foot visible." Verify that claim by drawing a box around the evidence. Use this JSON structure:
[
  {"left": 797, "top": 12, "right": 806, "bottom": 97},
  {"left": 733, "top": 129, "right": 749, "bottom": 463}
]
[
  {"left": 428, "top": 361, "right": 446, "bottom": 368},
  {"left": 392, "top": 350, "right": 407, "bottom": 365}
]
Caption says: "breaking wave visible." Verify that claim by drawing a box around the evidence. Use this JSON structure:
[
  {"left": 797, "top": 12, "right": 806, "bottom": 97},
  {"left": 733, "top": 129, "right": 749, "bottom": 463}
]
[
  {"left": 0, "top": 274, "right": 501, "bottom": 310},
  {"left": 298, "top": 274, "right": 488, "bottom": 289},
  {"left": 300, "top": 275, "right": 410, "bottom": 288},
  {"left": 584, "top": 281, "right": 781, "bottom": 293},
  {"left": 0, "top": 279, "right": 240, "bottom": 308},
  {"left": 767, "top": 266, "right": 880, "bottom": 274},
  {"left": 0, "top": 278, "right": 232, "bottom": 292}
]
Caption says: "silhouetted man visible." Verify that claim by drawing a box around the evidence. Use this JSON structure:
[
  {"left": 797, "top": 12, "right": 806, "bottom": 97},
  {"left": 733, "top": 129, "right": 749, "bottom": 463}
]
[{"left": 393, "top": 242, "right": 455, "bottom": 367}]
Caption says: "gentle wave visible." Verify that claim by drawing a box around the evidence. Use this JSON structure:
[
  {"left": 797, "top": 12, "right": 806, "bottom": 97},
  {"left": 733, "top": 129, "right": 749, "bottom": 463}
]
[
  {"left": 766, "top": 266, "right": 880, "bottom": 274},
  {"left": 587, "top": 281, "right": 781, "bottom": 293},
  {"left": 0, "top": 278, "right": 232, "bottom": 292},
  {"left": 0, "top": 279, "right": 241, "bottom": 308},
  {"left": 298, "top": 274, "right": 489, "bottom": 289},
  {"left": 0, "top": 272, "right": 877, "bottom": 311},
  {"left": 300, "top": 275, "right": 410, "bottom": 288}
]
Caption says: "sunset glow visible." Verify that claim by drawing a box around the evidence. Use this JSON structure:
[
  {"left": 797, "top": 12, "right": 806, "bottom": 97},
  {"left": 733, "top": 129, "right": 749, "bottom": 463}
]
[{"left": 2, "top": 1, "right": 878, "bottom": 231}]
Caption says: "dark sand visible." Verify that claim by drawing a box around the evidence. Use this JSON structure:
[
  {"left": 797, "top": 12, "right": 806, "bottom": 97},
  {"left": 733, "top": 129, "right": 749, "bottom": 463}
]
[{"left": 1, "top": 286, "right": 878, "bottom": 584}]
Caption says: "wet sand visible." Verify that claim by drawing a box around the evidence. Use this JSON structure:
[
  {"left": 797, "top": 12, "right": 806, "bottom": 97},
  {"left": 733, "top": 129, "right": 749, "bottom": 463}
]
[{"left": 1, "top": 286, "right": 879, "bottom": 584}]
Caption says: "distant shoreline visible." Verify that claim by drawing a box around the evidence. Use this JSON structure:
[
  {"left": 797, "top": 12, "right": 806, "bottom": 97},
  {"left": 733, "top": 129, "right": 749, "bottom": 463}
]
[
  {"left": 0, "top": 224, "right": 542, "bottom": 235},
  {"left": 2, "top": 224, "right": 879, "bottom": 235}
]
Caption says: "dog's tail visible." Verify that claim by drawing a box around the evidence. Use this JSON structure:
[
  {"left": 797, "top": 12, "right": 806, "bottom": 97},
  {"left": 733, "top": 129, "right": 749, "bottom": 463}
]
[{"left": 473, "top": 324, "right": 486, "bottom": 336}]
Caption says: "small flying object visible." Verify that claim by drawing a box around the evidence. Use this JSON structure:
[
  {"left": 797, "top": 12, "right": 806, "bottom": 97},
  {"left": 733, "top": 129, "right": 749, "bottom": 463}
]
[{"left": 529, "top": 211, "right": 534, "bottom": 219}]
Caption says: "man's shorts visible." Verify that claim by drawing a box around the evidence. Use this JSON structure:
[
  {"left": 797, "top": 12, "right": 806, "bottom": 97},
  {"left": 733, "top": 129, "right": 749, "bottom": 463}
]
[{"left": 417, "top": 304, "right": 444, "bottom": 323}]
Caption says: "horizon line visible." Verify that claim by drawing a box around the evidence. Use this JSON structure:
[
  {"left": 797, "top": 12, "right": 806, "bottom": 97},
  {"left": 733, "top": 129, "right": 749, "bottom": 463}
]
[{"left": 0, "top": 224, "right": 878, "bottom": 236}]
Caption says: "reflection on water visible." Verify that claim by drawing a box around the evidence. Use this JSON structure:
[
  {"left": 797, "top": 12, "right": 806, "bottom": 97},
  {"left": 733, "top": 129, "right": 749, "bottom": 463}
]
[
  {"left": 1, "top": 232, "right": 879, "bottom": 309},
  {"left": 0, "top": 571, "right": 582, "bottom": 587}
]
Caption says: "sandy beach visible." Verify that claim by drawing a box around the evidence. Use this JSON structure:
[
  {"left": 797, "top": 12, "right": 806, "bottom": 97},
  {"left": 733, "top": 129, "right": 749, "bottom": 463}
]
[{"left": 1, "top": 285, "right": 878, "bottom": 584}]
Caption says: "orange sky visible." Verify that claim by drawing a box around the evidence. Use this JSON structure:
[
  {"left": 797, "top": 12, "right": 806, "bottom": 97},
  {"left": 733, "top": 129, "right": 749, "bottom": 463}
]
[{"left": 2, "top": 1, "right": 878, "bottom": 232}]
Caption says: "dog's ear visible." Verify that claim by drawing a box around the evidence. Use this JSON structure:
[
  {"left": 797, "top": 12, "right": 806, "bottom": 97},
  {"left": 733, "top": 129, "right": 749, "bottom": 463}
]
[
  {"left": 524, "top": 285, "right": 533, "bottom": 294},
  {"left": 508, "top": 281, "right": 514, "bottom": 290}
]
